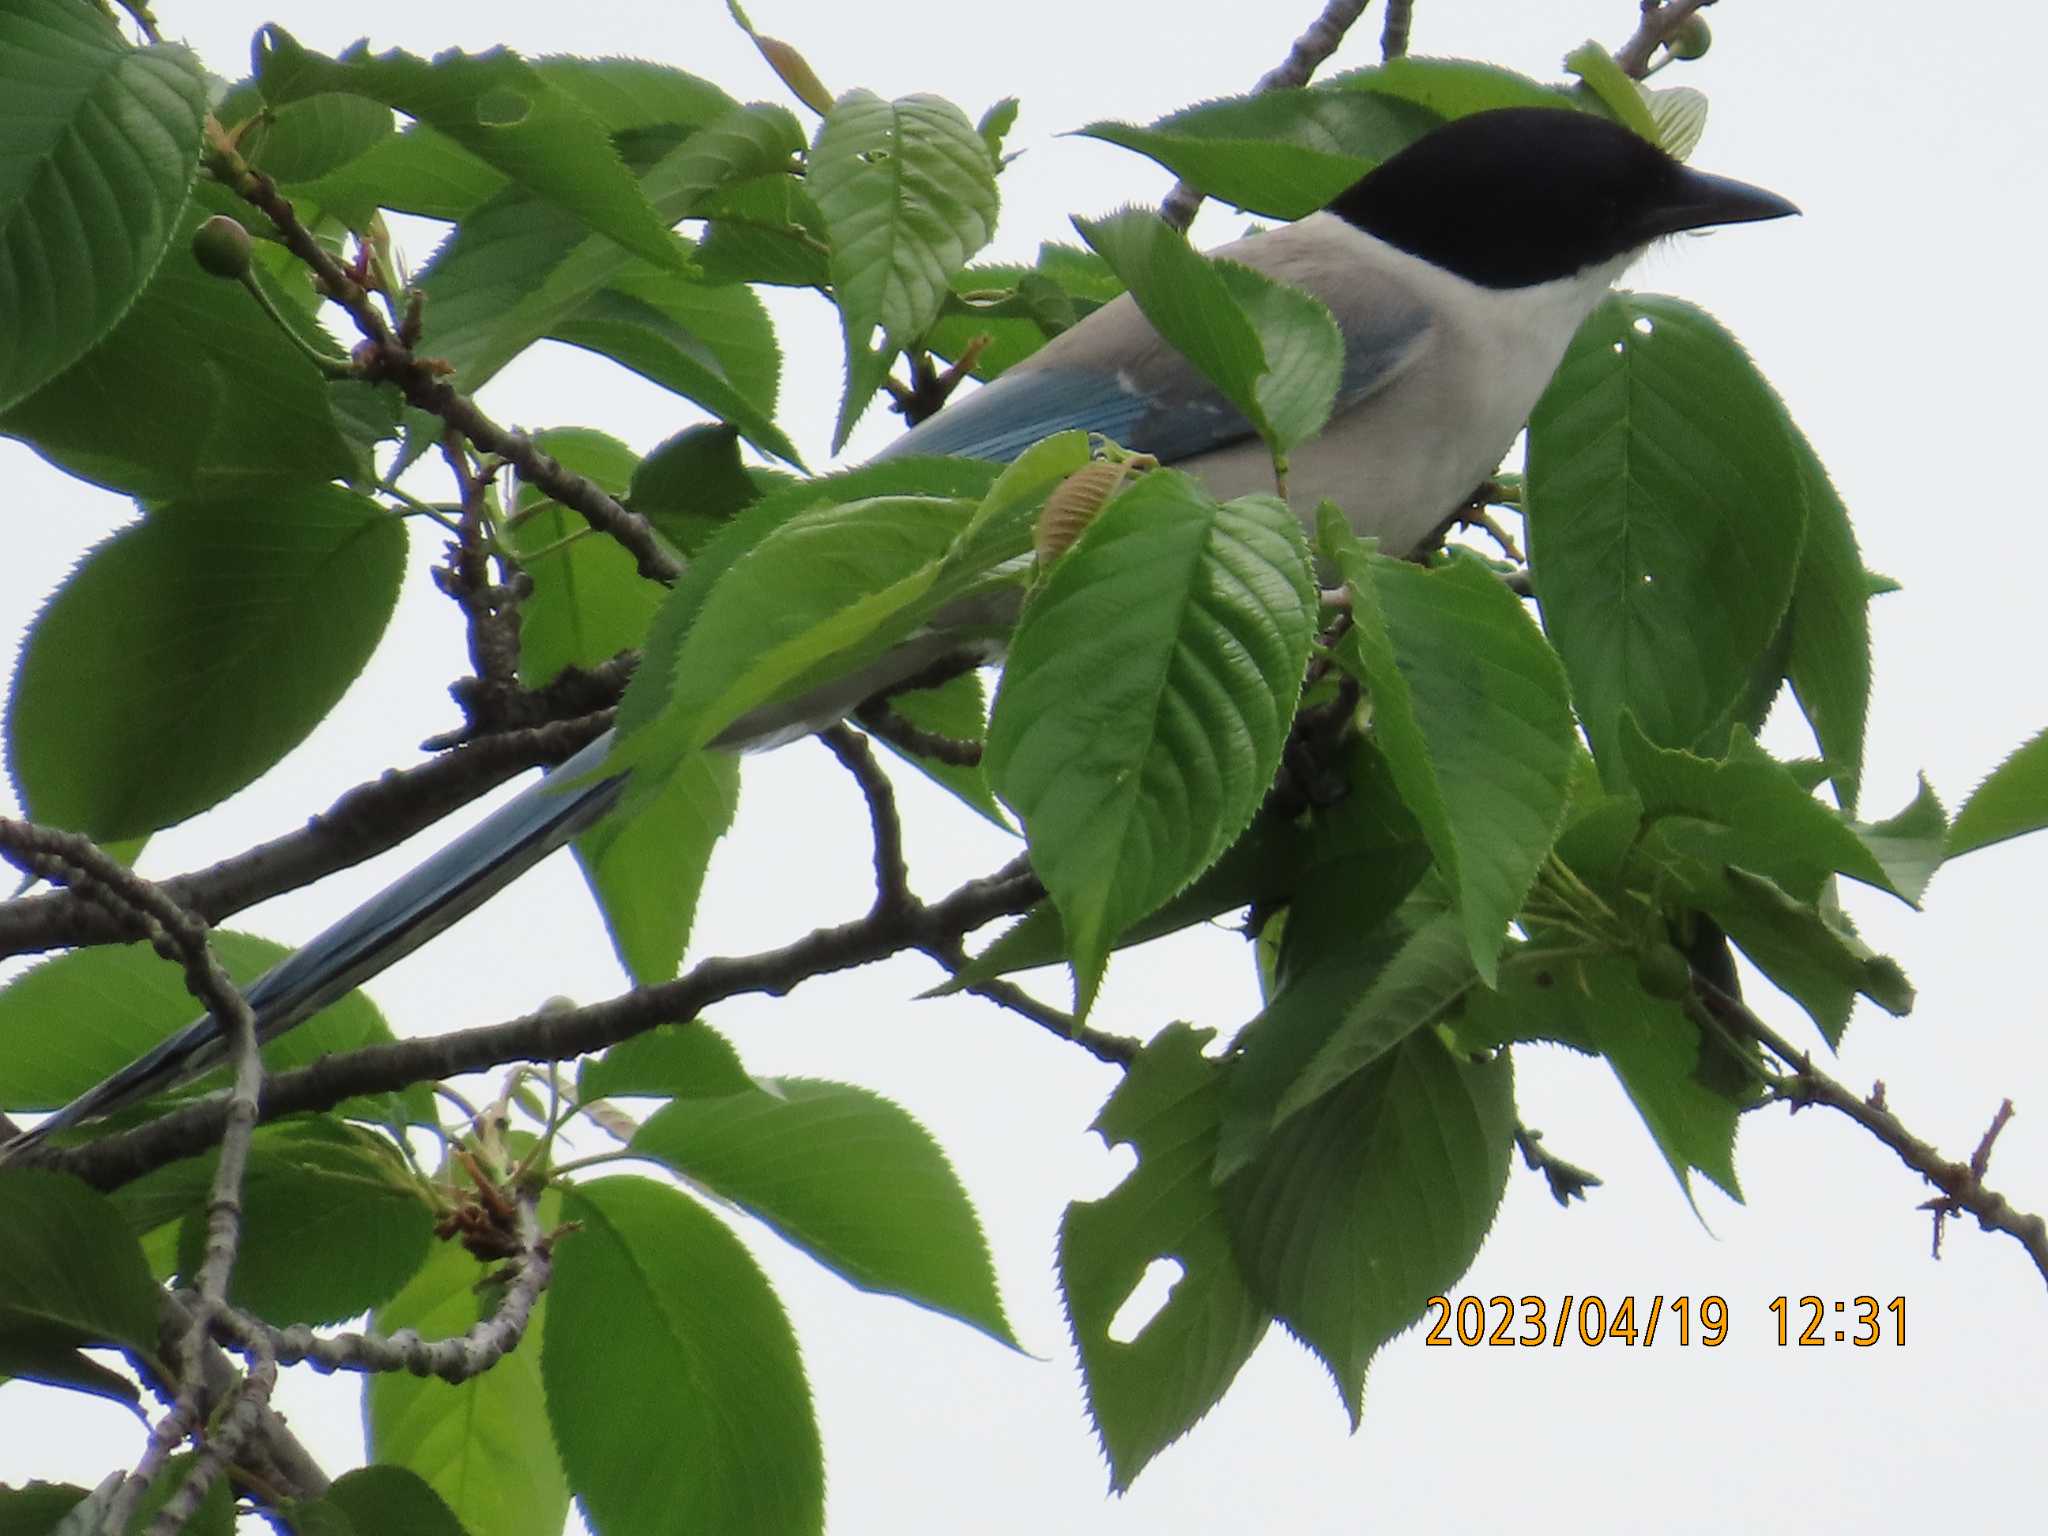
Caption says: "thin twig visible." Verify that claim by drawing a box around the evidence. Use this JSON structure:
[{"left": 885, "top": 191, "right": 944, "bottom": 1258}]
[
  {"left": 921, "top": 936, "right": 1138, "bottom": 1067},
  {"left": 853, "top": 701, "right": 985, "bottom": 767},
  {"left": 1161, "top": 0, "right": 1376, "bottom": 231},
  {"left": 1694, "top": 979, "right": 2048, "bottom": 1287},
  {"left": 818, "top": 725, "right": 915, "bottom": 918},
  {"left": 204, "top": 126, "right": 682, "bottom": 585},
  {"left": 1612, "top": 0, "right": 1717, "bottom": 79},
  {"left": 1514, "top": 1123, "right": 1603, "bottom": 1206},
  {"left": 1380, "top": 0, "right": 1414, "bottom": 60}
]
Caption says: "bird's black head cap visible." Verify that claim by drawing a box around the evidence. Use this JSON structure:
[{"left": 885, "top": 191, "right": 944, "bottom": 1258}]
[{"left": 1326, "top": 106, "right": 1797, "bottom": 289}]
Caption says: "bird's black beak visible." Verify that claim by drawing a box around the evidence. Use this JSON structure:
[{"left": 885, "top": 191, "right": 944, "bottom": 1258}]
[{"left": 1655, "top": 167, "right": 1802, "bottom": 236}]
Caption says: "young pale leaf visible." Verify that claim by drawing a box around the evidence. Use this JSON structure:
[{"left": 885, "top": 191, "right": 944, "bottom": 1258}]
[
  {"left": 1783, "top": 427, "right": 1872, "bottom": 812},
  {"left": 545, "top": 1178, "right": 821, "bottom": 1536},
  {"left": 632, "top": 1078, "right": 1015, "bottom": 1345},
  {"left": 1077, "top": 89, "right": 1436, "bottom": 218},
  {"left": 1328, "top": 519, "right": 1576, "bottom": 981},
  {"left": 416, "top": 103, "right": 803, "bottom": 390},
  {"left": 1059, "top": 1026, "right": 1271, "bottom": 1491},
  {"left": 0, "top": 0, "right": 208, "bottom": 414},
  {"left": 1563, "top": 40, "right": 1662, "bottom": 142},
  {"left": 1074, "top": 209, "right": 1342, "bottom": 461},
  {"left": 1948, "top": 726, "right": 2048, "bottom": 858},
  {"left": 575, "top": 751, "right": 741, "bottom": 986},
  {"left": 7, "top": 489, "right": 404, "bottom": 841},
  {"left": 1223, "top": 1033, "right": 1513, "bottom": 1423},
  {"left": 1644, "top": 85, "right": 1710, "bottom": 159},
  {"left": 812, "top": 91, "right": 1001, "bottom": 449},
  {"left": 986, "top": 475, "right": 1317, "bottom": 1014},
  {"left": 172, "top": 1124, "right": 430, "bottom": 1326},
  {"left": 256, "top": 27, "right": 686, "bottom": 273},
  {"left": 1527, "top": 294, "right": 1809, "bottom": 774},
  {"left": 0, "top": 1169, "right": 163, "bottom": 1380},
  {"left": 0, "top": 195, "right": 358, "bottom": 499},
  {"left": 368, "top": 1201, "right": 569, "bottom": 1536}
]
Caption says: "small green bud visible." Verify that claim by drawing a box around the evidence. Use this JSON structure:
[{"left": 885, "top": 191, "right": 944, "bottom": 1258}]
[
  {"left": 1635, "top": 940, "right": 1693, "bottom": 1001},
  {"left": 191, "top": 215, "right": 253, "bottom": 280},
  {"left": 1668, "top": 15, "right": 1711, "bottom": 60}
]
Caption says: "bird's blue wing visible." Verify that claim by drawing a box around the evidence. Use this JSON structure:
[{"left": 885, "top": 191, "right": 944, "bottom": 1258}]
[{"left": 878, "top": 281, "right": 1433, "bottom": 469}]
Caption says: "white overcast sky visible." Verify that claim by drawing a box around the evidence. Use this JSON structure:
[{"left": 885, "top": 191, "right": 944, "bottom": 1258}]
[{"left": 5, "top": 0, "right": 2047, "bottom": 1530}]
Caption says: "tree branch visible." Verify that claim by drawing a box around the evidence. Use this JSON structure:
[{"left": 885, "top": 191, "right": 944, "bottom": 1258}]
[
  {"left": 1612, "top": 0, "right": 1716, "bottom": 78},
  {"left": 818, "top": 726, "right": 915, "bottom": 918},
  {"left": 1696, "top": 980, "right": 2048, "bottom": 1287},
  {"left": 0, "top": 714, "right": 610, "bottom": 960},
  {"left": 34, "top": 860, "right": 1047, "bottom": 1192}
]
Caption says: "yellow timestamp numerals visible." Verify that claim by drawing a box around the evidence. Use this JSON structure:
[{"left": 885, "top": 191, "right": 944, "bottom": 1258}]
[
  {"left": 1422, "top": 1294, "right": 1728, "bottom": 1348},
  {"left": 1769, "top": 1295, "right": 1904, "bottom": 1346}
]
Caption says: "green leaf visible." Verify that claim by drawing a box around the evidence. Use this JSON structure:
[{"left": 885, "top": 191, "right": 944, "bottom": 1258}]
[
  {"left": 256, "top": 28, "right": 685, "bottom": 274},
  {"left": 1574, "top": 957, "right": 1744, "bottom": 1204},
  {"left": 611, "top": 493, "right": 982, "bottom": 789},
  {"left": 0, "top": 1169, "right": 162, "bottom": 1377},
  {"left": 245, "top": 92, "right": 395, "bottom": 185},
  {"left": 986, "top": 476, "right": 1316, "bottom": 1014},
  {"left": 574, "top": 750, "right": 740, "bottom": 984},
  {"left": 0, "top": 1483, "right": 96, "bottom": 1536},
  {"left": 1713, "top": 869, "right": 1912, "bottom": 1045},
  {"left": 1783, "top": 427, "right": 1871, "bottom": 811},
  {"left": 1075, "top": 209, "right": 1342, "bottom": 461},
  {"left": 169, "top": 1123, "right": 429, "bottom": 1326},
  {"left": 1562, "top": 40, "right": 1662, "bottom": 142},
  {"left": 695, "top": 174, "right": 831, "bottom": 288},
  {"left": 7, "top": 488, "right": 405, "bottom": 840},
  {"left": 1620, "top": 721, "right": 1909, "bottom": 906},
  {"left": 811, "top": 90, "right": 1001, "bottom": 449},
  {"left": 0, "top": 196, "right": 359, "bottom": 498},
  {"left": 632, "top": 1078, "right": 1014, "bottom": 1344},
  {"left": 414, "top": 103, "right": 803, "bottom": 392},
  {"left": 1329, "top": 55, "right": 1574, "bottom": 118},
  {"left": 532, "top": 55, "right": 739, "bottom": 137},
  {"left": 1526, "top": 294, "right": 1809, "bottom": 772},
  {"left": 367, "top": 1225, "right": 568, "bottom": 1536},
  {"left": 1949, "top": 727, "right": 2048, "bottom": 857},
  {"left": 509, "top": 427, "right": 658, "bottom": 689},
  {"left": 577, "top": 1021, "right": 756, "bottom": 1103},
  {"left": 0, "top": 931, "right": 426, "bottom": 1128},
  {"left": 1328, "top": 520, "right": 1576, "bottom": 980},
  {"left": 1643, "top": 84, "right": 1709, "bottom": 159},
  {"left": 300, "top": 1469, "right": 468, "bottom": 1536},
  {"left": 1078, "top": 89, "right": 1437, "bottom": 218},
  {"left": 291, "top": 122, "right": 507, "bottom": 223},
  {"left": 628, "top": 423, "right": 766, "bottom": 554},
  {"left": 1849, "top": 776, "right": 1946, "bottom": 907},
  {"left": 545, "top": 1178, "right": 821, "bottom": 1536},
  {"left": 0, "top": 1, "right": 208, "bottom": 414},
  {"left": 977, "top": 96, "right": 1019, "bottom": 163},
  {"left": 548, "top": 269, "right": 796, "bottom": 465},
  {"left": 1058, "top": 1025, "right": 1271, "bottom": 1491},
  {"left": 1223, "top": 1033, "right": 1512, "bottom": 1423}
]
